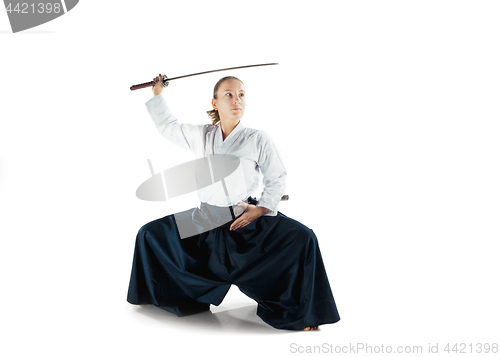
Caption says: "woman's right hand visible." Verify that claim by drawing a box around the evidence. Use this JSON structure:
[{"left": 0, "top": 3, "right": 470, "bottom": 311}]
[{"left": 152, "top": 74, "right": 164, "bottom": 96}]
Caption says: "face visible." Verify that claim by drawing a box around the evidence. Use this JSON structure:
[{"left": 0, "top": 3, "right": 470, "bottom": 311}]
[{"left": 212, "top": 79, "right": 246, "bottom": 123}]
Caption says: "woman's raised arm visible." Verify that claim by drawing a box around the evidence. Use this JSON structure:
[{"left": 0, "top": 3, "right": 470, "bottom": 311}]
[{"left": 145, "top": 75, "right": 205, "bottom": 151}]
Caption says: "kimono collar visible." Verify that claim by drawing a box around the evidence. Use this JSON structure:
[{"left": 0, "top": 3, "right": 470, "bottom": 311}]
[{"left": 214, "top": 121, "right": 245, "bottom": 153}]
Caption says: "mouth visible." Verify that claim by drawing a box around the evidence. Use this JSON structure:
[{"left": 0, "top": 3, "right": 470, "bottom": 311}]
[{"left": 232, "top": 108, "right": 241, "bottom": 111}]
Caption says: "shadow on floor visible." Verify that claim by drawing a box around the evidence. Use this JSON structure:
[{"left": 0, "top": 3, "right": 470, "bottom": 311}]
[{"left": 132, "top": 304, "right": 297, "bottom": 334}]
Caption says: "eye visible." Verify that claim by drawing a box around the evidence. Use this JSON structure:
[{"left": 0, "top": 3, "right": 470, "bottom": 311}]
[
  {"left": 226, "top": 93, "right": 232, "bottom": 97},
  {"left": 239, "top": 93, "right": 245, "bottom": 97}
]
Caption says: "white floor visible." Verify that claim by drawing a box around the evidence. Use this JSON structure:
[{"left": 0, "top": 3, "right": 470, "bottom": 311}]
[
  {"left": 120, "top": 286, "right": 338, "bottom": 356},
  {"left": 129, "top": 287, "right": 293, "bottom": 334}
]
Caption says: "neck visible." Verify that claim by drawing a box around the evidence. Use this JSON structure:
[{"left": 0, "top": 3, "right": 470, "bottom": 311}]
[{"left": 220, "top": 119, "right": 240, "bottom": 141}]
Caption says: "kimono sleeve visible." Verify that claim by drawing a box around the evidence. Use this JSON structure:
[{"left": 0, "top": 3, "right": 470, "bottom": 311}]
[
  {"left": 256, "top": 131, "right": 287, "bottom": 216},
  {"left": 145, "top": 94, "right": 204, "bottom": 151}
]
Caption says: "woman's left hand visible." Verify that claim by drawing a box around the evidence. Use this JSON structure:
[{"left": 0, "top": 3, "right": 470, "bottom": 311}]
[{"left": 229, "top": 203, "right": 269, "bottom": 231}]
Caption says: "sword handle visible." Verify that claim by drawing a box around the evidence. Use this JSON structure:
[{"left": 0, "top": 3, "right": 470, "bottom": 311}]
[
  {"left": 130, "top": 81, "right": 155, "bottom": 91},
  {"left": 130, "top": 81, "right": 155, "bottom": 90},
  {"left": 130, "top": 75, "right": 169, "bottom": 91}
]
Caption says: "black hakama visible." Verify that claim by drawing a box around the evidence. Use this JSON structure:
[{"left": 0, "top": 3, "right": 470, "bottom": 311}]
[{"left": 126, "top": 202, "right": 340, "bottom": 330}]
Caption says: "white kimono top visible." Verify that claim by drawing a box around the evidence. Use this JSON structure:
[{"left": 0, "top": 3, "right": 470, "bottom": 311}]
[{"left": 146, "top": 94, "right": 287, "bottom": 216}]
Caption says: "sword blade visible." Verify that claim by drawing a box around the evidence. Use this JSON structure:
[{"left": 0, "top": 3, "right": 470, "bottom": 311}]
[
  {"left": 166, "top": 63, "right": 278, "bottom": 82},
  {"left": 130, "top": 63, "right": 278, "bottom": 91}
]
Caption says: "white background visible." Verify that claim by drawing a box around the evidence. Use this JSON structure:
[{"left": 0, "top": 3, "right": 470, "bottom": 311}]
[{"left": 1, "top": 1, "right": 499, "bottom": 356}]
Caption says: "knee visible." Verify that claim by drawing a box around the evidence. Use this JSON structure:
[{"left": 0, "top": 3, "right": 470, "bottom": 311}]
[
  {"left": 283, "top": 218, "right": 318, "bottom": 246},
  {"left": 135, "top": 225, "right": 149, "bottom": 247},
  {"left": 136, "top": 220, "right": 161, "bottom": 246},
  {"left": 298, "top": 227, "right": 318, "bottom": 248},
  {"left": 136, "top": 215, "right": 177, "bottom": 247}
]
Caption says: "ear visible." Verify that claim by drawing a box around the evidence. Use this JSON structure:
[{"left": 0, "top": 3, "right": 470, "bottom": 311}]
[{"left": 211, "top": 98, "right": 217, "bottom": 110}]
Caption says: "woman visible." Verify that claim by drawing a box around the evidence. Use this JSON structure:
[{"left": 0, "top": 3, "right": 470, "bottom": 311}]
[{"left": 127, "top": 74, "right": 340, "bottom": 331}]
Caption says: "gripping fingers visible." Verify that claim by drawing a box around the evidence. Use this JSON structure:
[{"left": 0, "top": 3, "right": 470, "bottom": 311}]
[
  {"left": 152, "top": 74, "right": 166, "bottom": 95},
  {"left": 152, "top": 76, "right": 159, "bottom": 90}
]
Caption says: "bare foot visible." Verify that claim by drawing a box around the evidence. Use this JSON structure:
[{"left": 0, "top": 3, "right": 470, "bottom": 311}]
[{"left": 303, "top": 326, "right": 319, "bottom": 331}]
